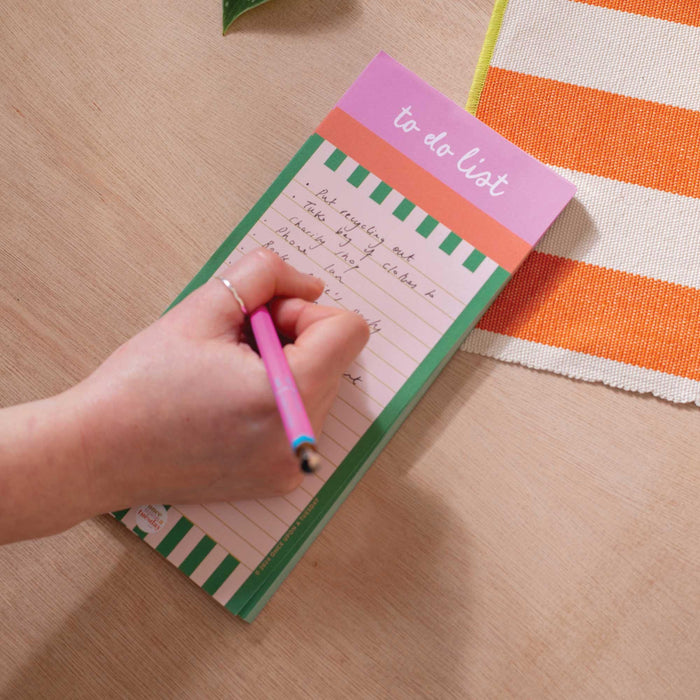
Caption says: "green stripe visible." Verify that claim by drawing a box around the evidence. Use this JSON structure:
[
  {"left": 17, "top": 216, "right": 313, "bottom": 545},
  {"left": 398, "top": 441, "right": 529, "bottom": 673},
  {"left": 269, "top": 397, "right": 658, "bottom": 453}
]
[
  {"left": 112, "top": 509, "right": 130, "bottom": 521},
  {"left": 466, "top": 0, "right": 510, "bottom": 114},
  {"left": 347, "top": 165, "right": 369, "bottom": 187},
  {"left": 416, "top": 215, "right": 439, "bottom": 238},
  {"left": 439, "top": 232, "right": 461, "bottom": 255},
  {"left": 133, "top": 526, "right": 148, "bottom": 540},
  {"left": 370, "top": 181, "right": 392, "bottom": 203},
  {"left": 324, "top": 148, "right": 347, "bottom": 171},
  {"left": 179, "top": 536, "right": 216, "bottom": 576},
  {"left": 202, "top": 555, "right": 239, "bottom": 595},
  {"left": 464, "top": 249, "right": 486, "bottom": 272},
  {"left": 393, "top": 198, "right": 415, "bottom": 221},
  {"left": 234, "top": 266, "right": 513, "bottom": 620},
  {"left": 155, "top": 518, "right": 193, "bottom": 557}
]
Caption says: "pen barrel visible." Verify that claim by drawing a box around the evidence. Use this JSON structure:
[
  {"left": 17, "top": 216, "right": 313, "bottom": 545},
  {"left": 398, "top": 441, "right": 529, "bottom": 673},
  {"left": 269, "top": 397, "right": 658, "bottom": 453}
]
[{"left": 249, "top": 306, "right": 316, "bottom": 451}]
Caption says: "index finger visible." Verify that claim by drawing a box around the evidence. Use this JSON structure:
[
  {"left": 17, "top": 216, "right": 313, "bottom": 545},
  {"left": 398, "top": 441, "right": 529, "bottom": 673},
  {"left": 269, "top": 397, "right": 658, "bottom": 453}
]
[{"left": 164, "top": 249, "right": 324, "bottom": 339}]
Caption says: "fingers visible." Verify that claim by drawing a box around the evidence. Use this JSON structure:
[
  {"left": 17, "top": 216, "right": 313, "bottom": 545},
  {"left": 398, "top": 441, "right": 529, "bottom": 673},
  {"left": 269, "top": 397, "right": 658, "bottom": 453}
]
[
  {"left": 222, "top": 249, "right": 324, "bottom": 314},
  {"left": 270, "top": 297, "right": 343, "bottom": 338},
  {"left": 271, "top": 298, "right": 370, "bottom": 386},
  {"left": 163, "top": 249, "right": 324, "bottom": 340}
]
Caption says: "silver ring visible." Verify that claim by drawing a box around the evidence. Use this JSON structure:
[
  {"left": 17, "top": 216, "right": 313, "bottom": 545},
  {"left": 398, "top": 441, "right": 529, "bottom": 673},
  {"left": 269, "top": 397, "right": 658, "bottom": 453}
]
[{"left": 215, "top": 276, "right": 248, "bottom": 315}]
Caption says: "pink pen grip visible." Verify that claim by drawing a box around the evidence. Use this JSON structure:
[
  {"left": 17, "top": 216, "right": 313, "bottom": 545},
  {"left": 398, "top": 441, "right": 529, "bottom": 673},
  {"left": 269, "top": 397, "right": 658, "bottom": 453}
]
[{"left": 249, "top": 305, "right": 316, "bottom": 450}]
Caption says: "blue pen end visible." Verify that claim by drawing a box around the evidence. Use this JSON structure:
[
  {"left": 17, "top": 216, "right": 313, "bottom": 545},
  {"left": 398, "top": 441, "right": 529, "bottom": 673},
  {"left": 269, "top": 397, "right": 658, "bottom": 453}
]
[
  {"left": 291, "top": 435, "right": 316, "bottom": 451},
  {"left": 294, "top": 439, "right": 320, "bottom": 474}
]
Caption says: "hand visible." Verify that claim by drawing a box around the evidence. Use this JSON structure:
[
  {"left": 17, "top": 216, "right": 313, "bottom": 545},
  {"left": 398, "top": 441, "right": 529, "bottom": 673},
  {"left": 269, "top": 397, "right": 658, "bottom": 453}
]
[
  {"left": 79, "top": 248, "right": 370, "bottom": 508},
  {"left": 0, "top": 249, "right": 369, "bottom": 543}
]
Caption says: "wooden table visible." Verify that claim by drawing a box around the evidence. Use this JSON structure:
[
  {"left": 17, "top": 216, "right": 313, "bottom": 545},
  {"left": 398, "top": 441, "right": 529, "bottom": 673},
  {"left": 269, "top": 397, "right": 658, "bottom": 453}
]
[{"left": 2, "top": 1, "right": 698, "bottom": 697}]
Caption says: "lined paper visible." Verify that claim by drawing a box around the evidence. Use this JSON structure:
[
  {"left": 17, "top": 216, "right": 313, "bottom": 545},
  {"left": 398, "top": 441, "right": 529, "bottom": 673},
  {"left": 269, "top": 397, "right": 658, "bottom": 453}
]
[{"left": 164, "top": 138, "right": 500, "bottom": 595}]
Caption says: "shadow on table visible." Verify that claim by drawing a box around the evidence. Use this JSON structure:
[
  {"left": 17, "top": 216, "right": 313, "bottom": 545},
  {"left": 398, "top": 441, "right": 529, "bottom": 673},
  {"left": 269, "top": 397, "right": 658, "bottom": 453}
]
[
  {"left": 298, "top": 455, "right": 477, "bottom": 695},
  {"left": 6, "top": 337, "right": 487, "bottom": 697},
  {"left": 225, "top": 0, "right": 362, "bottom": 36}
]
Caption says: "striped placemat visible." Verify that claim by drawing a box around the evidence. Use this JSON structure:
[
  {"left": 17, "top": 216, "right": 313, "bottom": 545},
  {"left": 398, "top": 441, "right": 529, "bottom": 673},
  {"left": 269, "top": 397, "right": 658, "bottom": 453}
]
[{"left": 463, "top": 0, "right": 700, "bottom": 405}]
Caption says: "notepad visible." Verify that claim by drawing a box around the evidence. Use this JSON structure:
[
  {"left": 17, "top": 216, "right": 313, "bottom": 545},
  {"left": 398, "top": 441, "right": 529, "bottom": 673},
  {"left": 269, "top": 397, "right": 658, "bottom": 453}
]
[{"left": 112, "top": 52, "right": 575, "bottom": 621}]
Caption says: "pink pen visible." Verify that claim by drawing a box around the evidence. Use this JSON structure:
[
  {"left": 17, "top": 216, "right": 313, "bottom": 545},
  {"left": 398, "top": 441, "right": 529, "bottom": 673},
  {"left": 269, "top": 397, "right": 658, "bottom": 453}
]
[{"left": 249, "top": 305, "right": 321, "bottom": 473}]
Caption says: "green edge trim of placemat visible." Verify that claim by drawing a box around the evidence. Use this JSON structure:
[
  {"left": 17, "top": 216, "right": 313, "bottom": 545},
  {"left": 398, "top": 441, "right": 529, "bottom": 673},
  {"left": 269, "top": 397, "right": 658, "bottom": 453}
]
[{"left": 466, "top": 0, "right": 510, "bottom": 115}]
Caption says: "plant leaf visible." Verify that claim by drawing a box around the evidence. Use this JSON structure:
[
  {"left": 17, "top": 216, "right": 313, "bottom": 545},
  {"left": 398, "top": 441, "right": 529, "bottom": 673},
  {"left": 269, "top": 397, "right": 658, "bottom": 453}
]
[{"left": 223, "top": 0, "right": 275, "bottom": 34}]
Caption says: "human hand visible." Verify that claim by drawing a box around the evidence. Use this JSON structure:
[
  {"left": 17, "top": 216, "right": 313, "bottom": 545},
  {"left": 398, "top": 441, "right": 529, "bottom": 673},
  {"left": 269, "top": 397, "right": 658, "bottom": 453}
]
[{"left": 71, "top": 249, "right": 369, "bottom": 514}]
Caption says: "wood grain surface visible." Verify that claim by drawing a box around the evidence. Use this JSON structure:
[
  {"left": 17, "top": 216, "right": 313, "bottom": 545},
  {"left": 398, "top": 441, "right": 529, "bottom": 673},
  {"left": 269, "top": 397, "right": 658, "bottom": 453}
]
[{"left": 1, "top": 1, "right": 698, "bottom": 697}]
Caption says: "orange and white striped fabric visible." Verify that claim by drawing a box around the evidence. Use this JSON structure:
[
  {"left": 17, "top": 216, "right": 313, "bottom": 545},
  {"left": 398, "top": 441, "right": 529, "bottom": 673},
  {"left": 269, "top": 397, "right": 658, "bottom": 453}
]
[{"left": 463, "top": 0, "right": 700, "bottom": 405}]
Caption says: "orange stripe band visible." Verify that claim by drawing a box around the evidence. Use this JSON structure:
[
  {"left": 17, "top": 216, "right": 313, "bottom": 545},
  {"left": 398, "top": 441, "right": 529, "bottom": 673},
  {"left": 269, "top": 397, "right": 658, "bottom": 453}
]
[
  {"left": 477, "top": 251, "right": 700, "bottom": 380},
  {"left": 316, "top": 107, "right": 531, "bottom": 273},
  {"left": 572, "top": 0, "right": 700, "bottom": 26},
  {"left": 477, "top": 67, "right": 700, "bottom": 199}
]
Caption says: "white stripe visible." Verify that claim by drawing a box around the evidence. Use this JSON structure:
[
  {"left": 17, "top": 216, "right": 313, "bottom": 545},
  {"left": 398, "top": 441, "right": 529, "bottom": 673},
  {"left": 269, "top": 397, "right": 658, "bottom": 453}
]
[
  {"left": 493, "top": 0, "right": 700, "bottom": 111},
  {"left": 166, "top": 527, "right": 205, "bottom": 568},
  {"left": 537, "top": 167, "right": 700, "bottom": 289},
  {"left": 461, "top": 329, "right": 700, "bottom": 406},
  {"left": 143, "top": 508, "right": 180, "bottom": 548},
  {"left": 176, "top": 503, "right": 264, "bottom": 570},
  {"left": 118, "top": 509, "right": 138, "bottom": 530},
  {"left": 212, "top": 563, "right": 253, "bottom": 606},
  {"left": 189, "top": 546, "right": 227, "bottom": 587}
]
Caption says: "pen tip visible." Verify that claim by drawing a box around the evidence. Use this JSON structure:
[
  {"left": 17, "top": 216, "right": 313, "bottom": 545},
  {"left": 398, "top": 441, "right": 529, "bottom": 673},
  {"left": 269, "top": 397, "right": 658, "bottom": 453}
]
[{"left": 299, "top": 446, "right": 321, "bottom": 473}]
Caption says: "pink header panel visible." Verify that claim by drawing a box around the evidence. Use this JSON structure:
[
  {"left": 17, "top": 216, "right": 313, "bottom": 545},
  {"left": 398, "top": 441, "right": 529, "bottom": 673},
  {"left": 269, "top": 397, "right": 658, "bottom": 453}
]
[{"left": 336, "top": 52, "right": 575, "bottom": 246}]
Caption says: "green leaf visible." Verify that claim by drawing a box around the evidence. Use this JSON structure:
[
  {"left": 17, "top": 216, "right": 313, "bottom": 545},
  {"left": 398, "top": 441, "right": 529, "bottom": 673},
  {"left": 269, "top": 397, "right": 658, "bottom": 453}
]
[{"left": 223, "top": 0, "right": 275, "bottom": 34}]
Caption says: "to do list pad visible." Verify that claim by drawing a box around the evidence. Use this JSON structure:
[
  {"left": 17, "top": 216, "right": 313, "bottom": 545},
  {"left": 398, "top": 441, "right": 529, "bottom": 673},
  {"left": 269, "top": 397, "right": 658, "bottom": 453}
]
[{"left": 114, "top": 53, "right": 575, "bottom": 621}]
